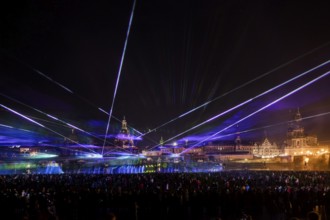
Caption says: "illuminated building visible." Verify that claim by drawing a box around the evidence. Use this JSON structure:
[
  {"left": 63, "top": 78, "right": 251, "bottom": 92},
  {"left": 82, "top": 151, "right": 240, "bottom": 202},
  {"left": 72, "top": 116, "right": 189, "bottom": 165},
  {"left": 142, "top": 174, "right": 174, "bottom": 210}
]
[
  {"left": 286, "top": 108, "right": 318, "bottom": 147},
  {"left": 252, "top": 137, "right": 282, "bottom": 158},
  {"left": 114, "top": 117, "right": 136, "bottom": 150},
  {"left": 284, "top": 108, "right": 328, "bottom": 157}
]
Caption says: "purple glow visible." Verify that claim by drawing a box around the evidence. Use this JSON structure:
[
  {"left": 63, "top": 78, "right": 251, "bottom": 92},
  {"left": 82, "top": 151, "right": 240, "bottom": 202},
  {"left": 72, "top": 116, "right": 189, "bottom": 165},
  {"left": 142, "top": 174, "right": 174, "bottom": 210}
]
[
  {"left": 181, "top": 70, "right": 330, "bottom": 154},
  {"left": 102, "top": 0, "right": 137, "bottom": 154},
  {"left": 209, "top": 111, "right": 330, "bottom": 141},
  {"left": 116, "top": 133, "right": 142, "bottom": 140},
  {"left": 139, "top": 53, "right": 330, "bottom": 138},
  {"left": 46, "top": 114, "right": 59, "bottom": 121},
  {"left": 0, "top": 104, "right": 98, "bottom": 154},
  {"left": 0, "top": 124, "right": 14, "bottom": 129},
  {"left": 147, "top": 60, "right": 330, "bottom": 151},
  {"left": 1, "top": 93, "right": 115, "bottom": 146},
  {"left": 0, "top": 104, "right": 45, "bottom": 128}
]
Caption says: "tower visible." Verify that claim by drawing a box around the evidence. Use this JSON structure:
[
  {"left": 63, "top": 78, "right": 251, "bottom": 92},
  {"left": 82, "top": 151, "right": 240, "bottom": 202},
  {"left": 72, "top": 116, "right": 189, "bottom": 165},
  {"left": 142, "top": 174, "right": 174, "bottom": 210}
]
[
  {"left": 160, "top": 137, "right": 164, "bottom": 146},
  {"left": 287, "top": 108, "right": 306, "bottom": 147},
  {"left": 115, "top": 116, "right": 134, "bottom": 148}
]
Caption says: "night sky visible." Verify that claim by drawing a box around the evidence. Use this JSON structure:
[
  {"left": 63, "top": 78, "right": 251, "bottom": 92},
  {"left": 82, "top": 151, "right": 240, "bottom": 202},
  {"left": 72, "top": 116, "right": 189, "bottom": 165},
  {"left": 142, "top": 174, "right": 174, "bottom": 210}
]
[{"left": 1, "top": 0, "right": 330, "bottom": 147}]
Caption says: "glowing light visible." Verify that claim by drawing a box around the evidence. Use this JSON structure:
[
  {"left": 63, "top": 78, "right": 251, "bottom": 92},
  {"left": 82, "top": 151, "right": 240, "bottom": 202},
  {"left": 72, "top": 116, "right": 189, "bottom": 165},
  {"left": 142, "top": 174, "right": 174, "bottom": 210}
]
[
  {"left": 29, "top": 153, "right": 58, "bottom": 159},
  {"left": 0, "top": 124, "right": 14, "bottom": 129},
  {"left": 139, "top": 51, "right": 330, "bottom": 138},
  {"left": 46, "top": 114, "right": 59, "bottom": 120},
  {"left": 33, "top": 68, "right": 73, "bottom": 93},
  {"left": 85, "top": 153, "right": 103, "bottom": 158},
  {"left": 0, "top": 104, "right": 45, "bottom": 128},
  {"left": 0, "top": 104, "right": 97, "bottom": 154},
  {"left": 102, "top": 0, "right": 137, "bottom": 155},
  {"left": 0, "top": 93, "right": 115, "bottom": 146},
  {"left": 181, "top": 70, "right": 330, "bottom": 154},
  {"left": 148, "top": 62, "right": 330, "bottom": 151}
]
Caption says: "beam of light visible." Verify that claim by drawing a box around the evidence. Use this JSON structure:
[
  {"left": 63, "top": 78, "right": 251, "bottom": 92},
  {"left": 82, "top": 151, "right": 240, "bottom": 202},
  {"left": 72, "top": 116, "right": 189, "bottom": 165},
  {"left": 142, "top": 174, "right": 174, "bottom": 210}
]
[
  {"left": 0, "top": 122, "right": 37, "bottom": 133},
  {"left": 0, "top": 124, "right": 14, "bottom": 129},
  {"left": 206, "top": 111, "right": 330, "bottom": 141},
  {"left": 181, "top": 70, "right": 330, "bottom": 154},
  {"left": 146, "top": 99, "right": 252, "bottom": 151},
  {"left": 32, "top": 68, "right": 73, "bottom": 93},
  {"left": 102, "top": 0, "right": 137, "bottom": 155},
  {"left": 46, "top": 114, "right": 59, "bottom": 120},
  {"left": 137, "top": 43, "right": 330, "bottom": 138},
  {"left": 102, "top": 146, "right": 136, "bottom": 155},
  {"left": 146, "top": 61, "right": 330, "bottom": 151},
  {"left": 98, "top": 107, "right": 144, "bottom": 136},
  {"left": 3, "top": 38, "right": 145, "bottom": 141},
  {"left": 0, "top": 93, "right": 116, "bottom": 145},
  {"left": 0, "top": 103, "right": 98, "bottom": 154},
  {"left": 0, "top": 104, "right": 45, "bottom": 128}
]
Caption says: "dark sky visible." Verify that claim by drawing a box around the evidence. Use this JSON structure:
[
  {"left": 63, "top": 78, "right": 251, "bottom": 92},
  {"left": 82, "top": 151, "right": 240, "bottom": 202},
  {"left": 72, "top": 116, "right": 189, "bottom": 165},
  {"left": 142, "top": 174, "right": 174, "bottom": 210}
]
[{"left": 1, "top": 0, "right": 330, "bottom": 147}]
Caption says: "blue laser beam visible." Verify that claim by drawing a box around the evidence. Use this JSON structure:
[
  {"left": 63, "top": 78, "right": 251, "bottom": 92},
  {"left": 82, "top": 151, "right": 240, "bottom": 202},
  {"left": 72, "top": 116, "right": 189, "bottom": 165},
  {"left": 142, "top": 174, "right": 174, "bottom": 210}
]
[
  {"left": 181, "top": 70, "right": 330, "bottom": 154},
  {"left": 0, "top": 104, "right": 98, "bottom": 154},
  {"left": 3, "top": 40, "right": 145, "bottom": 139},
  {"left": 146, "top": 60, "right": 330, "bottom": 151},
  {"left": 205, "top": 111, "right": 330, "bottom": 141},
  {"left": 138, "top": 42, "right": 330, "bottom": 137},
  {"left": 0, "top": 93, "right": 115, "bottom": 145},
  {"left": 0, "top": 104, "right": 45, "bottom": 128},
  {"left": 102, "top": 0, "right": 137, "bottom": 154}
]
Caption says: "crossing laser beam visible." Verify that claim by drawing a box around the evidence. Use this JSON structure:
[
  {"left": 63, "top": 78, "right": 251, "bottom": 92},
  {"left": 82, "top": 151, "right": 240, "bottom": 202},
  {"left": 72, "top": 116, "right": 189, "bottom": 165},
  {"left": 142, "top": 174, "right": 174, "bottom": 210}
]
[
  {"left": 3, "top": 38, "right": 145, "bottom": 140},
  {"left": 0, "top": 104, "right": 98, "bottom": 154},
  {"left": 0, "top": 93, "right": 115, "bottom": 145},
  {"left": 0, "top": 104, "right": 45, "bottom": 128},
  {"left": 146, "top": 60, "right": 330, "bottom": 151},
  {"left": 102, "top": 0, "right": 137, "bottom": 154},
  {"left": 181, "top": 70, "right": 330, "bottom": 154},
  {"left": 138, "top": 42, "right": 330, "bottom": 137},
  {"left": 206, "top": 111, "right": 330, "bottom": 141}
]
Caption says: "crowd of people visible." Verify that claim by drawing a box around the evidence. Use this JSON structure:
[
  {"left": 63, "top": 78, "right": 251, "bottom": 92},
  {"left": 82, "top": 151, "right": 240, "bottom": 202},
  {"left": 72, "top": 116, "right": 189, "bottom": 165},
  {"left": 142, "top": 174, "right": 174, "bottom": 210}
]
[{"left": 0, "top": 171, "right": 329, "bottom": 219}]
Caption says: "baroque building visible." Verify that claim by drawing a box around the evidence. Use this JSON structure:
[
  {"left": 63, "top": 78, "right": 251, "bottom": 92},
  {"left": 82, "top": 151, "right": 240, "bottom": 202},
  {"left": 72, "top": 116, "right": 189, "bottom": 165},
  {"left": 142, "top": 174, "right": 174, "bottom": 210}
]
[
  {"left": 114, "top": 117, "right": 135, "bottom": 149},
  {"left": 286, "top": 108, "right": 318, "bottom": 148},
  {"left": 252, "top": 137, "right": 282, "bottom": 158}
]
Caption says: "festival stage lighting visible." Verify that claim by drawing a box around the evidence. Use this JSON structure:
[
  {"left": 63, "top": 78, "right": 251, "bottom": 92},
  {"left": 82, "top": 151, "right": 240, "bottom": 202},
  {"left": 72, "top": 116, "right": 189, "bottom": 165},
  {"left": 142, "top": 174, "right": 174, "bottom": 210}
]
[
  {"left": 0, "top": 104, "right": 98, "bottom": 154},
  {"left": 181, "top": 70, "right": 330, "bottom": 154},
  {"left": 0, "top": 124, "right": 14, "bottom": 129},
  {"left": 0, "top": 93, "right": 117, "bottom": 146},
  {"left": 102, "top": 0, "right": 137, "bottom": 155},
  {"left": 170, "top": 153, "right": 181, "bottom": 158},
  {"left": 207, "top": 111, "right": 330, "bottom": 141},
  {"left": 145, "top": 60, "right": 330, "bottom": 149},
  {"left": 46, "top": 114, "right": 59, "bottom": 121},
  {"left": 138, "top": 45, "right": 330, "bottom": 138},
  {"left": 29, "top": 152, "right": 58, "bottom": 159},
  {"left": 0, "top": 104, "right": 45, "bottom": 128},
  {"left": 85, "top": 153, "right": 103, "bottom": 158}
]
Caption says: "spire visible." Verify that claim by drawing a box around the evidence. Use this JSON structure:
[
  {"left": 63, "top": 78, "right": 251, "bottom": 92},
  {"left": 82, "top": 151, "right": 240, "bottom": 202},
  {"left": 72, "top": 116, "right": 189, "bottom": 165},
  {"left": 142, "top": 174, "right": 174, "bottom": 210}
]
[
  {"left": 160, "top": 136, "right": 164, "bottom": 146},
  {"left": 122, "top": 116, "right": 128, "bottom": 131},
  {"left": 295, "top": 107, "right": 302, "bottom": 122}
]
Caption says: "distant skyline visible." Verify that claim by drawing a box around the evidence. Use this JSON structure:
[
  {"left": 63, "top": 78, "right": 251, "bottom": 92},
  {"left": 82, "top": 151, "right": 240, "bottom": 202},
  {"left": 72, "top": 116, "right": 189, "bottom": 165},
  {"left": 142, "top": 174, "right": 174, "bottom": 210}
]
[{"left": 1, "top": 0, "right": 330, "bottom": 146}]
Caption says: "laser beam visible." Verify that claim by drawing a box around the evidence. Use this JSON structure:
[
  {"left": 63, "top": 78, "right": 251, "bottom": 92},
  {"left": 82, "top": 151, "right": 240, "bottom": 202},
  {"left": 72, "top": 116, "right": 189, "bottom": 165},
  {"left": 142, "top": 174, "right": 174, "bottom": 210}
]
[
  {"left": 147, "top": 60, "right": 330, "bottom": 150},
  {"left": 181, "top": 70, "right": 330, "bottom": 154},
  {"left": 138, "top": 42, "right": 330, "bottom": 137},
  {"left": 0, "top": 104, "right": 98, "bottom": 154},
  {"left": 0, "top": 93, "right": 116, "bottom": 145},
  {"left": 102, "top": 0, "right": 137, "bottom": 155},
  {"left": 206, "top": 111, "right": 330, "bottom": 141}
]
